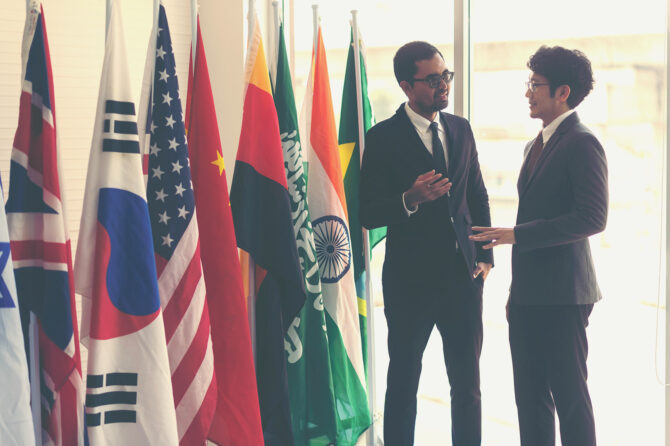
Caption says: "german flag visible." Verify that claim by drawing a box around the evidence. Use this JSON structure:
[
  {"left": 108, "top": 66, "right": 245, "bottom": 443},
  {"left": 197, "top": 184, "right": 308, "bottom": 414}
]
[{"left": 229, "top": 13, "right": 305, "bottom": 446}]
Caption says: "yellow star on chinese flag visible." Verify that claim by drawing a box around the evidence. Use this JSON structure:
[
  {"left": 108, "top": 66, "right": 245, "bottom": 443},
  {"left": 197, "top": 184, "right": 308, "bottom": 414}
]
[{"left": 211, "top": 149, "right": 225, "bottom": 175}]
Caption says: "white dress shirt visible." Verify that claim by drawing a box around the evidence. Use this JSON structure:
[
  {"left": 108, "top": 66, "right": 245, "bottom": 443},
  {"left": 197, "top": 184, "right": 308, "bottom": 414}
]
[
  {"left": 402, "top": 102, "right": 449, "bottom": 215},
  {"left": 404, "top": 102, "right": 449, "bottom": 161},
  {"left": 541, "top": 109, "right": 575, "bottom": 147}
]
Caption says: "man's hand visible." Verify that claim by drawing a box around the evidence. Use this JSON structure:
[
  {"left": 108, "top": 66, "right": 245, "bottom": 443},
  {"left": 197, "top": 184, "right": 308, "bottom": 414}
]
[
  {"left": 404, "top": 170, "right": 452, "bottom": 209},
  {"left": 469, "top": 226, "right": 516, "bottom": 250},
  {"left": 472, "top": 262, "right": 492, "bottom": 280}
]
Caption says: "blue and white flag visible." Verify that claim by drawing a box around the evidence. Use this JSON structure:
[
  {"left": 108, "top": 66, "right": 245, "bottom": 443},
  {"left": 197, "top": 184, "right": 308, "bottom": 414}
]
[
  {"left": 0, "top": 178, "right": 35, "bottom": 445},
  {"left": 74, "top": 1, "right": 179, "bottom": 444}
]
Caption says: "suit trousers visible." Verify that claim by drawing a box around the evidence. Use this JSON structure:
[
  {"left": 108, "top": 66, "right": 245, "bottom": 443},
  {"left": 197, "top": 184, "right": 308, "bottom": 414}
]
[
  {"left": 509, "top": 303, "right": 596, "bottom": 446},
  {"left": 383, "top": 252, "right": 483, "bottom": 446}
]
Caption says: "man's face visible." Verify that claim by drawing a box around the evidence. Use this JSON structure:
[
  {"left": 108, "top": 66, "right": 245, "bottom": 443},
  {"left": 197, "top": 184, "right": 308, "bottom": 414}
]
[
  {"left": 525, "top": 72, "right": 563, "bottom": 126},
  {"left": 404, "top": 53, "right": 450, "bottom": 120}
]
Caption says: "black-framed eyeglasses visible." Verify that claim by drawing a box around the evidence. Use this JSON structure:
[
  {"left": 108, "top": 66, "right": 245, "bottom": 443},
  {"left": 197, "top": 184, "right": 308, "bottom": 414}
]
[
  {"left": 525, "top": 81, "right": 550, "bottom": 93},
  {"left": 413, "top": 70, "right": 455, "bottom": 88}
]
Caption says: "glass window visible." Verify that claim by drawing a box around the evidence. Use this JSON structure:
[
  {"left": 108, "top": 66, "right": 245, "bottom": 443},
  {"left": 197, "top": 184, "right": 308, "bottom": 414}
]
[
  {"left": 293, "top": 0, "right": 455, "bottom": 123},
  {"left": 471, "top": 0, "right": 666, "bottom": 444}
]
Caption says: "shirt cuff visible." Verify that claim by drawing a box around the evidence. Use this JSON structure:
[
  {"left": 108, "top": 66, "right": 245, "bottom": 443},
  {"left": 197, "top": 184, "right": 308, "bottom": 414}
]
[{"left": 402, "top": 192, "right": 418, "bottom": 216}]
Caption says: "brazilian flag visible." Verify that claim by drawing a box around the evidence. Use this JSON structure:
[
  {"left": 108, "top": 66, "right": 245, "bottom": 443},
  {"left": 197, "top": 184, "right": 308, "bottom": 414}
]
[{"left": 338, "top": 28, "right": 386, "bottom": 376}]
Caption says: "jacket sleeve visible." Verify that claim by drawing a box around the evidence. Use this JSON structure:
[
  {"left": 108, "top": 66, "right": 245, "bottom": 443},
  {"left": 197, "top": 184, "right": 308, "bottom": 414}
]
[
  {"left": 359, "top": 126, "right": 410, "bottom": 229},
  {"left": 464, "top": 121, "right": 494, "bottom": 265},
  {"left": 514, "top": 132, "right": 608, "bottom": 251}
]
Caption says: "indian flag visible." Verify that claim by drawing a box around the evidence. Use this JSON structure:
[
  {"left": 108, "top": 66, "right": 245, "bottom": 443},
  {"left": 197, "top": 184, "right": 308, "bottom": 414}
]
[{"left": 299, "top": 24, "right": 371, "bottom": 445}]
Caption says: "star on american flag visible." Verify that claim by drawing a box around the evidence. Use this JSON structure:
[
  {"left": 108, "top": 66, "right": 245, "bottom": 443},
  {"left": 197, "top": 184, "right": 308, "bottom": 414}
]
[{"left": 145, "top": 28, "right": 196, "bottom": 261}]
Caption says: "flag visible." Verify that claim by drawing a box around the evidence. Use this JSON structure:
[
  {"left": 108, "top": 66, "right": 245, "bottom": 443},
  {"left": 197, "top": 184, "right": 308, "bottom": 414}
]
[
  {"left": 272, "top": 21, "right": 338, "bottom": 445},
  {"left": 74, "top": 1, "right": 179, "bottom": 443},
  {"left": 141, "top": 5, "right": 217, "bottom": 445},
  {"left": 185, "top": 16, "right": 264, "bottom": 446},
  {"left": 299, "top": 25, "right": 371, "bottom": 445},
  {"left": 338, "top": 28, "right": 386, "bottom": 376},
  {"left": 6, "top": 4, "right": 83, "bottom": 444},
  {"left": 0, "top": 177, "right": 35, "bottom": 446},
  {"left": 229, "top": 13, "right": 305, "bottom": 446}
]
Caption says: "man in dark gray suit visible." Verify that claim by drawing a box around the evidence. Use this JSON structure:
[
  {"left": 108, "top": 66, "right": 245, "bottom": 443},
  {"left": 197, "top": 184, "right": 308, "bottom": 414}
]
[{"left": 470, "top": 46, "right": 608, "bottom": 446}]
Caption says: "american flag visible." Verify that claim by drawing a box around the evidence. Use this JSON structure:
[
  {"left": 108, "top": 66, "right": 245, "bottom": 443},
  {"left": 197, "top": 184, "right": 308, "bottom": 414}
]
[
  {"left": 144, "top": 5, "right": 216, "bottom": 445},
  {"left": 6, "top": 4, "right": 84, "bottom": 445}
]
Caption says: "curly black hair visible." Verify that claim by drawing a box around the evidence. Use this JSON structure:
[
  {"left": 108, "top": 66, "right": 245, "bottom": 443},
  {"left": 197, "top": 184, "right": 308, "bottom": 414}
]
[
  {"left": 393, "top": 41, "right": 444, "bottom": 85},
  {"left": 527, "top": 46, "right": 594, "bottom": 109}
]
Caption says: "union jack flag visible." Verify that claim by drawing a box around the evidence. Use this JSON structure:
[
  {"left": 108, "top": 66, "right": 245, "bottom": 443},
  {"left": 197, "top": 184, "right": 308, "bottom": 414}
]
[
  {"left": 142, "top": 5, "right": 216, "bottom": 445},
  {"left": 6, "top": 4, "right": 84, "bottom": 445}
]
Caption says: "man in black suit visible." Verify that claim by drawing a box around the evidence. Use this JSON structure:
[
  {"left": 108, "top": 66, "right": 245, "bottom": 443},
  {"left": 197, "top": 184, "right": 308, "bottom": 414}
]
[
  {"left": 359, "top": 41, "right": 493, "bottom": 446},
  {"left": 470, "top": 46, "right": 608, "bottom": 446}
]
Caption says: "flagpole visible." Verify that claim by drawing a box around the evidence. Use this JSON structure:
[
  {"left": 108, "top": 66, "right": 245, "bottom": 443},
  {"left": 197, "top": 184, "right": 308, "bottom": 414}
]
[
  {"left": 311, "top": 4, "right": 318, "bottom": 58},
  {"left": 136, "top": 0, "right": 159, "bottom": 165},
  {"left": 20, "top": 1, "right": 39, "bottom": 79},
  {"left": 248, "top": 0, "right": 255, "bottom": 51},
  {"left": 289, "top": 0, "right": 295, "bottom": 79},
  {"left": 270, "top": 1, "right": 280, "bottom": 85},
  {"left": 247, "top": 0, "right": 257, "bottom": 363},
  {"left": 28, "top": 313, "right": 41, "bottom": 444},
  {"left": 190, "top": 0, "right": 197, "bottom": 67},
  {"left": 152, "top": 0, "right": 159, "bottom": 29},
  {"left": 105, "top": 0, "right": 112, "bottom": 40},
  {"left": 351, "top": 10, "right": 377, "bottom": 446},
  {"left": 24, "top": 3, "right": 43, "bottom": 444},
  {"left": 665, "top": 0, "right": 670, "bottom": 441}
]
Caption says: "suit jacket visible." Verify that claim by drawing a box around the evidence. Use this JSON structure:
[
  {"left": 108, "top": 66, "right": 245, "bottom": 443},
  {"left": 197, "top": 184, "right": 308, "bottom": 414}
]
[
  {"left": 512, "top": 112, "right": 608, "bottom": 305},
  {"left": 359, "top": 104, "right": 492, "bottom": 298}
]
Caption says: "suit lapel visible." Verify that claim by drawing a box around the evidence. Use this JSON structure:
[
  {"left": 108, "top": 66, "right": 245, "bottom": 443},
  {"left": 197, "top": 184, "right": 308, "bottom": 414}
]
[
  {"left": 519, "top": 112, "right": 580, "bottom": 197},
  {"left": 517, "top": 138, "right": 536, "bottom": 192},
  {"left": 395, "top": 105, "right": 438, "bottom": 167},
  {"left": 440, "top": 112, "right": 458, "bottom": 180},
  {"left": 394, "top": 106, "right": 463, "bottom": 182}
]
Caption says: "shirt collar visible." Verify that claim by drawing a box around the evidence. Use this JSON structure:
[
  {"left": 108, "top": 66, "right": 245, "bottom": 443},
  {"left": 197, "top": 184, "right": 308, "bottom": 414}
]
[
  {"left": 405, "top": 102, "right": 443, "bottom": 135},
  {"left": 541, "top": 109, "right": 575, "bottom": 145}
]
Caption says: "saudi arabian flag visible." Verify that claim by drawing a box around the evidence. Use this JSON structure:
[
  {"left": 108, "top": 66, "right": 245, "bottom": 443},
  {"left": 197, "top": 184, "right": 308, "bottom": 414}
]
[
  {"left": 338, "top": 28, "right": 386, "bottom": 375},
  {"left": 273, "top": 22, "right": 338, "bottom": 446}
]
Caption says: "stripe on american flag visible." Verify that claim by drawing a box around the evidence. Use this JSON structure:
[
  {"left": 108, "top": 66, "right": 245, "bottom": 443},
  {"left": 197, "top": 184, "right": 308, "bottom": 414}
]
[{"left": 142, "top": 5, "right": 216, "bottom": 443}]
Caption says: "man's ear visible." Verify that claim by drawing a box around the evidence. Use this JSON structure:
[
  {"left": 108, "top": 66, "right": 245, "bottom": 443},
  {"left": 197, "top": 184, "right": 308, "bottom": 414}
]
[
  {"left": 557, "top": 85, "right": 571, "bottom": 104},
  {"left": 399, "top": 80, "right": 413, "bottom": 98}
]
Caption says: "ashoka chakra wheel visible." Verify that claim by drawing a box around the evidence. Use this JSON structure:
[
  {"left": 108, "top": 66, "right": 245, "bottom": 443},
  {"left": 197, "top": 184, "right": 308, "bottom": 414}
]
[{"left": 312, "top": 215, "right": 351, "bottom": 283}]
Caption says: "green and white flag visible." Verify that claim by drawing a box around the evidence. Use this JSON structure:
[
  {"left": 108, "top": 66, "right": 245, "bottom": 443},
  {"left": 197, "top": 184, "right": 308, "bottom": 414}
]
[
  {"left": 338, "top": 28, "right": 386, "bottom": 375},
  {"left": 273, "top": 21, "right": 338, "bottom": 446}
]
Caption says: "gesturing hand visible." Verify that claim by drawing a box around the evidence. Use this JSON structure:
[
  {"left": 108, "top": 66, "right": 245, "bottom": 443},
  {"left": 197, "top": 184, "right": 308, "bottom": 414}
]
[
  {"left": 472, "top": 262, "right": 493, "bottom": 280},
  {"left": 404, "top": 170, "right": 452, "bottom": 209},
  {"left": 469, "top": 226, "right": 516, "bottom": 250}
]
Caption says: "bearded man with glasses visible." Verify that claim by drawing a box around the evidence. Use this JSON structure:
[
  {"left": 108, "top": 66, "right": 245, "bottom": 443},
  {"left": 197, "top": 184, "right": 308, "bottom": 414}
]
[{"left": 359, "top": 41, "right": 493, "bottom": 446}]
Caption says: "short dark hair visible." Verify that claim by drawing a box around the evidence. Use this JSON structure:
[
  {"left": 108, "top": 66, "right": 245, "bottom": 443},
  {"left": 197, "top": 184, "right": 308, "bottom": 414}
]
[
  {"left": 393, "top": 41, "right": 444, "bottom": 85},
  {"left": 527, "top": 46, "right": 594, "bottom": 109}
]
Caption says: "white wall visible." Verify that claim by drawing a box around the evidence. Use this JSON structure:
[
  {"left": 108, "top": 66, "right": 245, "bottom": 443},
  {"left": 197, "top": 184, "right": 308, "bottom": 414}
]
[{"left": 0, "top": 0, "right": 247, "bottom": 250}]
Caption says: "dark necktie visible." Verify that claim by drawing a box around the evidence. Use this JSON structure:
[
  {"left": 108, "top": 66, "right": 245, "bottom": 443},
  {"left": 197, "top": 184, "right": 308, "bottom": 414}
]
[
  {"left": 429, "top": 121, "right": 447, "bottom": 175},
  {"left": 526, "top": 131, "right": 544, "bottom": 174}
]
